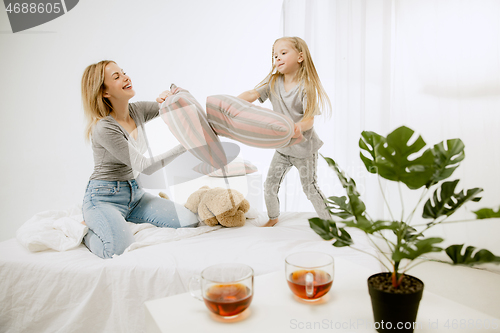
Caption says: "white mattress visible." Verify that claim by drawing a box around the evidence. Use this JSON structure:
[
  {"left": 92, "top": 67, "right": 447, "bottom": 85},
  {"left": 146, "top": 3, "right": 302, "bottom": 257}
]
[{"left": 0, "top": 212, "right": 380, "bottom": 333}]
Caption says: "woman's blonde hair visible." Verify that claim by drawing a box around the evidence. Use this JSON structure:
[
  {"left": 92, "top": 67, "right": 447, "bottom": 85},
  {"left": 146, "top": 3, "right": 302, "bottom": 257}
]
[
  {"left": 256, "top": 36, "right": 331, "bottom": 119},
  {"left": 81, "top": 60, "right": 115, "bottom": 141}
]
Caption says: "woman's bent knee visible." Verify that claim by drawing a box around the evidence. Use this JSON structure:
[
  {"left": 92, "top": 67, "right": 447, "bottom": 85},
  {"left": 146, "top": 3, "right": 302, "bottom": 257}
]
[{"left": 84, "top": 228, "right": 133, "bottom": 259}]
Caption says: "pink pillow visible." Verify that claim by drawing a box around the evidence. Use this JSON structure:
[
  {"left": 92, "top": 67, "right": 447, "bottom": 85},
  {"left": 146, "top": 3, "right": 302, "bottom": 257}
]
[
  {"left": 159, "top": 85, "right": 227, "bottom": 169},
  {"left": 193, "top": 159, "right": 258, "bottom": 178},
  {"left": 206, "top": 95, "right": 303, "bottom": 148}
]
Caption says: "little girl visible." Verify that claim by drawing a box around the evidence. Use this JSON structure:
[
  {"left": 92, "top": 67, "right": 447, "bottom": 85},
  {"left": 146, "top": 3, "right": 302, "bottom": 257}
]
[{"left": 238, "top": 36, "right": 332, "bottom": 227}]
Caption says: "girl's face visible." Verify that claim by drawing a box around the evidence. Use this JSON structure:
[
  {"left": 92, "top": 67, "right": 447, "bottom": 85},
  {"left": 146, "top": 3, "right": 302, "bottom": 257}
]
[
  {"left": 273, "top": 40, "right": 303, "bottom": 76},
  {"left": 102, "top": 62, "right": 135, "bottom": 102}
]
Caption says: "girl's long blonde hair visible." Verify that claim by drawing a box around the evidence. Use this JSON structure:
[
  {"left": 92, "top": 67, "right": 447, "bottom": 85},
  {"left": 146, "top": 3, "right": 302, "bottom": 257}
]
[
  {"left": 256, "top": 36, "right": 331, "bottom": 119},
  {"left": 81, "top": 60, "right": 115, "bottom": 142}
]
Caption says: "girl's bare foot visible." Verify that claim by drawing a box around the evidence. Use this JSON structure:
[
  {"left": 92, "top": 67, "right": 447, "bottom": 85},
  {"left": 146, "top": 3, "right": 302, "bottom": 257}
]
[{"left": 262, "top": 218, "right": 278, "bottom": 227}]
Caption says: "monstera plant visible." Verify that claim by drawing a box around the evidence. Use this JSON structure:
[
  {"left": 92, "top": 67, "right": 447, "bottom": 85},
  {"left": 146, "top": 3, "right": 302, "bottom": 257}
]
[{"left": 309, "top": 126, "right": 500, "bottom": 332}]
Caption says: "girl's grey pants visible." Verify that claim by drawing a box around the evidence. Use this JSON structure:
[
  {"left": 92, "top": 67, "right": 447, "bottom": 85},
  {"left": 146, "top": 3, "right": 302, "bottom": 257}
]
[{"left": 264, "top": 151, "right": 331, "bottom": 221}]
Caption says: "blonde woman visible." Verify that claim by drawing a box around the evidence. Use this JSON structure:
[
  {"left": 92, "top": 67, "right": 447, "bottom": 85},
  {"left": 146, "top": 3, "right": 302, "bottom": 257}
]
[
  {"left": 81, "top": 60, "right": 198, "bottom": 259},
  {"left": 238, "top": 37, "right": 332, "bottom": 227}
]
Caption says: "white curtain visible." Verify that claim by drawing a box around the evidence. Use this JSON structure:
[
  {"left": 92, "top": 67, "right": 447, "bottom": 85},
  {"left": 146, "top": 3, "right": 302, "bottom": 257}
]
[{"left": 280, "top": 0, "right": 500, "bottom": 253}]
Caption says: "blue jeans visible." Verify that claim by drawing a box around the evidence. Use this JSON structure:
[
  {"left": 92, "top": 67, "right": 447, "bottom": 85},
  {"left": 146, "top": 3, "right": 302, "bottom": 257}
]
[{"left": 82, "top": 179, "right": 198, "bottom": 259}]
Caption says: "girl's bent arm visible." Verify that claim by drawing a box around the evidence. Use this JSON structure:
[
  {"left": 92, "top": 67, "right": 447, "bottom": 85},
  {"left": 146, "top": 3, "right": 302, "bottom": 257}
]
[
  {"left": 292, "top": 117, "right": 315, "bottom": 138},
  {"left": 297, "top": 117, "right": 314, "bottom": 132},
  {"left": 238, "top": 89, "right": 260, "bottom": 103}
]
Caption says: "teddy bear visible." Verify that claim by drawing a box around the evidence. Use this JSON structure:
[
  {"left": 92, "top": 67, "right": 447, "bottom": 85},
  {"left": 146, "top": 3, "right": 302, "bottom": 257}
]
[{"left": 183, "top": 186, "right": 250, "bottom": 227}]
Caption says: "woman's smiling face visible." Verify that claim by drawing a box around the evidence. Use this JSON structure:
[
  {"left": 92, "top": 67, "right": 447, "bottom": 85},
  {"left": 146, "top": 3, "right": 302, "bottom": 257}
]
[{"left": 103, "top": 62, "right": 135, "bottom": 101}]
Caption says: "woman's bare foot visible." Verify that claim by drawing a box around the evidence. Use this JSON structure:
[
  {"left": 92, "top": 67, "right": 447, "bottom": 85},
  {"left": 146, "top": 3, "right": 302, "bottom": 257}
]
[{"left": 262, "top": 218, "right": 278, "bottom": 227}]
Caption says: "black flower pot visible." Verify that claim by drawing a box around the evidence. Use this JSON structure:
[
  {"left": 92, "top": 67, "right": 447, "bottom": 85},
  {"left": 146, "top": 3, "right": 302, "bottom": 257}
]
[{"left": 367, "top": 273, "right": 424, "bottom": 333}]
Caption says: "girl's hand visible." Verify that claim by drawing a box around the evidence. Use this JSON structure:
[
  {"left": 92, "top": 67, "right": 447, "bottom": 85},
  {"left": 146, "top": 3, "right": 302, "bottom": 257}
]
[
  {"left": 156, "top": 89, "right": 173, "bottom": 103},
  {"left": 292, "top": 123, "right": 302, "bottom": 138},
  {"left": 238, "top": 89, "right": 260, "bottom": 103},
  {"left": 292, "top": 117, "right": 314, "bottom": 138}
]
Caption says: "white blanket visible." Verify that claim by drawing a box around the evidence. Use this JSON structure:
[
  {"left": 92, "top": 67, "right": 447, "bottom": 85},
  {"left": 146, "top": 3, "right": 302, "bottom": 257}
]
[
  {"left": 15, "top": 205, "right": 221, "bottom": 253},
  {"left": 1, "top": 211, "right": 380, "bottom": 333},
  {"left": 124, "top": 222, "right": 220, "bottom": 252},
  {"left": 15, "top": 206, "right": 87, "bottom": 252}
]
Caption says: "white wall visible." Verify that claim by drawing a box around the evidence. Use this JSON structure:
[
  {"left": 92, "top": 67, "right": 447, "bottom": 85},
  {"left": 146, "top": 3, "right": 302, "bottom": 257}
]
[{"left": 0, "top": 0, "right": 283, "bottom": 241}]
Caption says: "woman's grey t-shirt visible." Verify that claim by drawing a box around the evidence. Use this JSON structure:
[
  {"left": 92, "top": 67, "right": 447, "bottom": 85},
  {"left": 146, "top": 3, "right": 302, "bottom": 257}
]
[
  {"left": 256, "top": 76, "right": 323, "bottom": 158},
  {"left": 89, "top": 101, "right": 186, "bottom": 181}
]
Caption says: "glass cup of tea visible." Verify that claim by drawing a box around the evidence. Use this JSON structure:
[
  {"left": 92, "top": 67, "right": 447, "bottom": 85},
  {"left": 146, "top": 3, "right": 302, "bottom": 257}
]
[
  {"left": 285, "top": 252, "right": 334, "bottom": 301},
  {"left": 189, "top": 263, "right": 254, "bottom": 318}
]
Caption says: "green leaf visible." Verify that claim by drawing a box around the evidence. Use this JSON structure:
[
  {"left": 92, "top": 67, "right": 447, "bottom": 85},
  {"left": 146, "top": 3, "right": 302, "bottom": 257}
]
[
  {"left": 330, "top": 227, "right": 353, "bottom": 248},
  {"left": 446, "top": 244, "right": 500, "bottom": 266},
  {"left": 308, "top": 218, "right": 353, "bottom": 247},
  {"left": 343, "top": 219, "right": 399, "bottom": 235},
  {"left": 309, "top": 217, "right": 337, "bottom": 240},
  {"left": 348, "top": 194, "right": 366, "bottom": 217},
  {"left": 325, "top": 196, "right": 354, "bottom": 220},
  {"left": 400, "top": 225, "right": 422, "bottom": 242},
  {"left": 359, "top": 131, "right": 385, "bottom": 174},
  {"left": 322, "top": 155, "right": 359, "bottom": 196},
  {"left": 422, "top": 180, "right": 483, "bottom": 219},
  {"left": 392, "top": 237, "right": 444, "bottom": 262},
  {"left": 429, "top": 139, "right": 465, "bottom": 186},
  {"left": 343, "top": 215, "right": 372, "bottom": 233},
  {"left": 321, "top": 156, "right": 367, "bottom": 220},
  {"left": 391, "top": 223, "right": 422, "bottom": 246},
  {"left": 371, "top": 220, "right": 401, "bottom": 233},
  {"left": 373, "top": 126, "right": 435, "bottom": 189},
  {"left": 473, "top": 207, "right": 500, "bottom": 219}
]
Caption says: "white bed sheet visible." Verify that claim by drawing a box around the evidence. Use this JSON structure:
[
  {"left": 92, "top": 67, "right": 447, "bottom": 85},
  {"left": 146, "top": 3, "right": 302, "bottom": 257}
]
[{"left": 0, "top": 212, "right": 381, "bottom": 333}]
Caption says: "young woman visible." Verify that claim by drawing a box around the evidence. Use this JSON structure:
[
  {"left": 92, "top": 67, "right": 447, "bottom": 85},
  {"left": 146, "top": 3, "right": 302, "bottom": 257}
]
[
  {"left": 238, "top": 37, "right": 332, "bottom": 227},
  {"left": 81, "top": 60, "right": 198, "bottom": 259}
]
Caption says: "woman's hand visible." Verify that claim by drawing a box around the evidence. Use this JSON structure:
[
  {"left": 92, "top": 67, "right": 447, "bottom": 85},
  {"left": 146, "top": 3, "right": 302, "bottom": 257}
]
[{"left": 156, "top": 89, "right": 173, "bottom": 103}]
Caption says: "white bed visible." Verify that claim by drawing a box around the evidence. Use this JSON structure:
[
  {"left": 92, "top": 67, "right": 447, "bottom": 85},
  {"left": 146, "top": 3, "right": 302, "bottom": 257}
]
[{"left": 0, "top": 211, "right": 380, "bottom": 333}]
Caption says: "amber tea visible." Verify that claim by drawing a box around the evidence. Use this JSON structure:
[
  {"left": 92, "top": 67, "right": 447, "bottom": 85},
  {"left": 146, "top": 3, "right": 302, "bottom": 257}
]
[
  {"left": 203, "top": 283, "right": 253, "bottom": 317},
  {"left": 287, "top": 269, "right": 332, "bottom": 299}
]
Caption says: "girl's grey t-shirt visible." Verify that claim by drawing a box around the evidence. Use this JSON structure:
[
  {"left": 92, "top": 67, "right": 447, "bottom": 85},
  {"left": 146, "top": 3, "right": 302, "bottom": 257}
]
[
  {"left": 256, "top": 76, "right": 323, "bottom": 158},
  {"left": 89, "top": 101, "right": 186, "bottom": 181}
]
